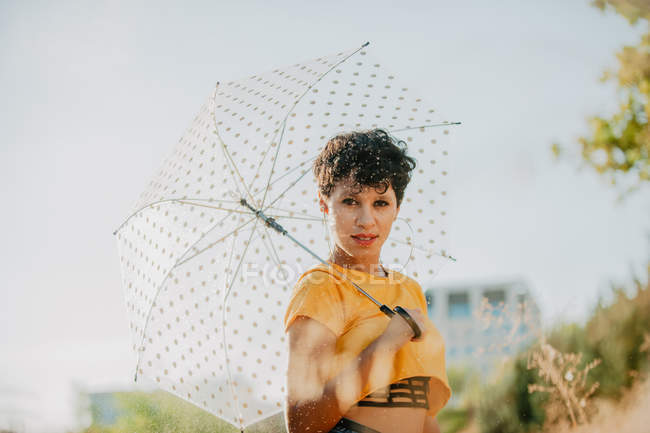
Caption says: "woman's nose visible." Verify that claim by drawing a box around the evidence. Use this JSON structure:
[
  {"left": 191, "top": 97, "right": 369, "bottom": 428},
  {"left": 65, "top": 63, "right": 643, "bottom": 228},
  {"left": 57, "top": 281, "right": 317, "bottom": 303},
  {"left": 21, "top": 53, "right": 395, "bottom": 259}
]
[{"left": 355, "top": 205, "right": 375, "bottom": 228}]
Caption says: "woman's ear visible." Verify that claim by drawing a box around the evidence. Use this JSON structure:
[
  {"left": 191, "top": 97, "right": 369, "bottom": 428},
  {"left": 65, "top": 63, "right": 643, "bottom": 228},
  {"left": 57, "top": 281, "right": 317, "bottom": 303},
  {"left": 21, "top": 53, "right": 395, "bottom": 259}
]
[{"left": 318, "top": 192, "right": 329, "bottom": 214}]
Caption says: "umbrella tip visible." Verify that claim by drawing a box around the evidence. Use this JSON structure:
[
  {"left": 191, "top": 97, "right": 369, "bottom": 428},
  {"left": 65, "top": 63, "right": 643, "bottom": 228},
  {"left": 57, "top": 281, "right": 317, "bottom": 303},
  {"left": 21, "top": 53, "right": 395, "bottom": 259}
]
[{"left": 362, "top": 41, "right": 370, "bottom": 47}]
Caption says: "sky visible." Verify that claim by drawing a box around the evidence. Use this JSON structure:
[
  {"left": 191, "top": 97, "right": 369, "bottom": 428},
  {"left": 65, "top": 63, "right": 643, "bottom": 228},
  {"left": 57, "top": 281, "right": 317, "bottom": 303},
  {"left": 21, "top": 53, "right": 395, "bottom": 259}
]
[{"left": 1, "top": 0, "right": 649, "bottom": 431}]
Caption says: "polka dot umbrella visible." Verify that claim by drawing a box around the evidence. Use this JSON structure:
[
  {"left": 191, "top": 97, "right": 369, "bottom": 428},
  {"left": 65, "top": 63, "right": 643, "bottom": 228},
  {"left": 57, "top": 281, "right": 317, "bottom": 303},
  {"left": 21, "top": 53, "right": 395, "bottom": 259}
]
[{"left": 113, "top": 42, "right": 458, "bottom": 431}]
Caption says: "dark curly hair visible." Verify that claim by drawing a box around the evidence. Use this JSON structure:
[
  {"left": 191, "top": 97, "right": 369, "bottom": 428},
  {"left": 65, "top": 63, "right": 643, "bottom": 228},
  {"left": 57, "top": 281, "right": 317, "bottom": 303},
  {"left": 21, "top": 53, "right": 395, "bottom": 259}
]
[{"left": 313, "top": 129, "right": 417, "bottom": 207}]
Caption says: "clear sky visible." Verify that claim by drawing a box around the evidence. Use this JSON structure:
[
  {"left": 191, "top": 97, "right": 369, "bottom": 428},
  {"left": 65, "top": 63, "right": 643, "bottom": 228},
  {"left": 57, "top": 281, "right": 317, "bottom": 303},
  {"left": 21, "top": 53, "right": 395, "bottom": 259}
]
[{"left": 1, "top": 0, "right": 649, "bottom": 431}]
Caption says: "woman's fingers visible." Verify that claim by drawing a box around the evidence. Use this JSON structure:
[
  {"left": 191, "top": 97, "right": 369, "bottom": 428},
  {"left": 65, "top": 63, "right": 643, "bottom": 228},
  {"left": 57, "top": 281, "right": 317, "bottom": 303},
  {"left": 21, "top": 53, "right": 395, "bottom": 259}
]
[
  {"left": 382, "top": 307, "right": 429, "bottom": 348},
  {"left": 399, "top": 308, "right": 428, "bottom": 341}
]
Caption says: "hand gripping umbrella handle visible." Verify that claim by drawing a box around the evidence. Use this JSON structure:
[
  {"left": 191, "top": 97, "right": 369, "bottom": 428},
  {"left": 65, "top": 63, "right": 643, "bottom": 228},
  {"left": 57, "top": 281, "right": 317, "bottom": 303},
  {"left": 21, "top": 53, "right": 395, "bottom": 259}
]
[{"left": 380, "top": 305, "right": 422, "bottom": 339}]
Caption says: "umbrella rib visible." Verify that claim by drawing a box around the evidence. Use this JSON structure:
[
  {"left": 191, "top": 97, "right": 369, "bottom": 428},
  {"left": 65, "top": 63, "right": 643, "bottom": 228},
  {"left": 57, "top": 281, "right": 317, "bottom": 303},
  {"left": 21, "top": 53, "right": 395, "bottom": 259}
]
[
  {"left": 263, "top": 205, "right": 321, "bottom": 220},
  {"left": 223, "top": 223, "right": 239, "bottom": 298},
  {"left": 261, "top": 163, "right": 313, "bottom": 213},
  {"left": 177, "top": 198, "right": 241, "bottom": 205},
  {"left": 259, "top": 41, "right": 370, "bottom": 210},
  {"left": 259, "top": 121, "right": 287, "bottom": 210},
  {"left": 221, "top": 218, "right": 260, "bottom": 429},
  {"left": 131, "top": 214, "right": 257, "bottom": 381},
  {"left": 388, "top": 121, "right": 461, "bottom": 134},
  {"left": 260, "top": 225, "right": 284, "bottom": 268},
  {"left": 222, "top": 141, "right": 258, "bottom": 206},
  {"left": 387, "top": 213, "right": 456, "bottom": 262},
  {"left": 176, "top": 201, "right": 251, "bottom": 215},
  {"left": 173, "top": 205, "right": 254, "bottom": 266},
  {"left": 209, "top": 83, "right": 259, "bottom": 208},
  {"left": 220, "top": 221, "right": 240, "bottom": 424},
  {"left": 246, "top": 124, "right": 284, "bottom": 203},
  {"left": 389, "top": 237, "right": 456, "bottom": 261},
  {"left": 388, "top": 236, "right": 433, "bottom": 256},
  {"left": 113, "top": 198, "right": 242, "bottom": 235},
  {"left": 175, "top": 216, "right": 257, "bottom": 268},
  {"left": 252, "top": 155, "right": 316, "bottom": 200},
  {"left": 266, "top": 213, "right": 321, "bottom": 222}
]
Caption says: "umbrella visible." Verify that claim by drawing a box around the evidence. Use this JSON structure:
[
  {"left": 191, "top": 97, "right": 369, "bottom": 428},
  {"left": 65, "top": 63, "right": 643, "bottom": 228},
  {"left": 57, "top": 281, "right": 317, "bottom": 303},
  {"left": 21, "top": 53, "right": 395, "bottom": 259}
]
[{"left": 114, "top": 42, "right": 458, "bottom": 430}]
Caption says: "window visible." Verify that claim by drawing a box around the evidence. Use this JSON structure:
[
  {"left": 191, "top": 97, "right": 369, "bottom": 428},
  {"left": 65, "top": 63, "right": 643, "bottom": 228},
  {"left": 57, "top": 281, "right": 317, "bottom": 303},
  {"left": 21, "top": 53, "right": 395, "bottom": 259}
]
[
  {"left": 448, "top": 292, "right": 470, "bottom": 318},
  {"left": 517, "top": 293, "right": 527, "bottom": 305},
  {"left": 483, "top": 289, "right": 505, "bottom": 307},
  {"left": 425, "top": 291, "right": 435, "bottom": 317}
]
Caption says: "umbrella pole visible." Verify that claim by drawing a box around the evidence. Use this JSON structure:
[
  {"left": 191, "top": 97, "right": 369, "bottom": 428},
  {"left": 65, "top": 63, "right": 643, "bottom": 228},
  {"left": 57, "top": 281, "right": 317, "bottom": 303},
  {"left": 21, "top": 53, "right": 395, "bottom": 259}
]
[{"left": 239, "top": 199, "right": 422, "bottom": 339}]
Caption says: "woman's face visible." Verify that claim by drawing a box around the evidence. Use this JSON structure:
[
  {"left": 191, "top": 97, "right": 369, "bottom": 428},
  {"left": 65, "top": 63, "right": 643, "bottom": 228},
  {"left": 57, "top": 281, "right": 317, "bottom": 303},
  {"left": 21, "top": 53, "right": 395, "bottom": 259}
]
[{"left": 320, "top": 177, "right": 400, "bottom": 265}]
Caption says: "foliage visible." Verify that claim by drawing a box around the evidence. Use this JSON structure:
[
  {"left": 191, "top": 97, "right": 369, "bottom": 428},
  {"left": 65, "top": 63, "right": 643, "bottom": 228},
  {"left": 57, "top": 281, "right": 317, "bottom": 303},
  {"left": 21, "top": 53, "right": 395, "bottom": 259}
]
[
  {"left": 475, "top": 356, "right": 547, "bottom": 433},
  {"left": 81, "top": 390, "right": 286, "bottom": 433},
  {"left": 527, "top": 343, "right": 601, "bottom": 428},
  {"left": 79, "top": 269, "right": 648, "bottom": 433},
  {"left": 473, "top": 263, "right": 649, "bottom": 433},
  {"left": 554, "top": 0, "right": 650, "bottom": 193},
  {"left": 592, "top": 0, "right": 650, "bottom": 24},
  {"left": 545, "top": 265, "right": 650, "bottom": 397},
  {"left": 437, "top": 366, "right": 482, "bottom": 433},
  {"left": 437, "top": 407, "right": 471, "bottom": 433}
]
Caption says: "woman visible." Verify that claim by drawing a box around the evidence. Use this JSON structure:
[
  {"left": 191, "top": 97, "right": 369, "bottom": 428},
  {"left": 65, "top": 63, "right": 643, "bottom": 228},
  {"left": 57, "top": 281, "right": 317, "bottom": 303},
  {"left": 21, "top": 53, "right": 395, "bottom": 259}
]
[{"left": 284, "top": 130, "right": 451, "bottom": 433}]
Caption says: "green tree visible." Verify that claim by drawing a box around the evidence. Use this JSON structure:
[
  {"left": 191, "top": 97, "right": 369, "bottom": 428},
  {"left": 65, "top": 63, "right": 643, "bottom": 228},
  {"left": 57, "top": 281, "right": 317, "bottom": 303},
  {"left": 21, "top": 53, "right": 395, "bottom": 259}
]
[
  {"left": 473, "top": 264, "right": 650, "bottom": 433},
  {"left": 555, "top": 0, "right": 650, "bottom": 192},
  {"left": 476, "top": 356, "right": 546, "bottom": 433}
]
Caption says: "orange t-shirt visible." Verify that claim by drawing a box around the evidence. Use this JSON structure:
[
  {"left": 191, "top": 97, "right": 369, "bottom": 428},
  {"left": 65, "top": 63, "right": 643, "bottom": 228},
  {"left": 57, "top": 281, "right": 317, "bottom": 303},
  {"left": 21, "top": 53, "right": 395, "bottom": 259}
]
[{"left": 284, "top": 262, "right": 451, "bottom": 418}]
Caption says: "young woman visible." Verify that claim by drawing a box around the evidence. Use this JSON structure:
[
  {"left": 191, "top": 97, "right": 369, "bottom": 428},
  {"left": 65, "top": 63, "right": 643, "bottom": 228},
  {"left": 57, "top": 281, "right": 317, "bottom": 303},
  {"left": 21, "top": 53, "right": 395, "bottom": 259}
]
[{"left": 284, "top": 130, "right": 450, "bottom": 433}]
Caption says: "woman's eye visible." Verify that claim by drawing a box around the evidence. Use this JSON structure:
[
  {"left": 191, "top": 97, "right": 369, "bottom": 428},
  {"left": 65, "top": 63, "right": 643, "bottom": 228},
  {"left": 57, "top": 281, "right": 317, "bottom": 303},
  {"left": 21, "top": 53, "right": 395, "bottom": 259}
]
[
  {"left": 375, "top": 200, "right": 388, "bottom": 206},
  {"left": 342, "top": 198, "right": 357, "bottom": 205}
]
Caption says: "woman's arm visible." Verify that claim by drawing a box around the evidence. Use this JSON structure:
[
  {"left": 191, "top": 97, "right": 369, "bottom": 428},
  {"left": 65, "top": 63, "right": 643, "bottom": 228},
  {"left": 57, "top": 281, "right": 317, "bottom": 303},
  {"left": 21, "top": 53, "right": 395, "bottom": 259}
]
[
  {"left": 285, "top": 309, "right": 428, "bottom": 433},
  {"left": 423, "top": 416, "right": 442, "bottom": 433}
]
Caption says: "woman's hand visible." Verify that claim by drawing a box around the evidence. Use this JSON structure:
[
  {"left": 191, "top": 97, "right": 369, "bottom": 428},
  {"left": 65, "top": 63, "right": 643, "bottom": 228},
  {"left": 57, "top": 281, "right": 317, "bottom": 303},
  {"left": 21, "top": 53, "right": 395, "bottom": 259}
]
[
  {"left": 378, "top": 308, "right": 429, "bottom": 352},
  {"left": 285, "top": 309, "right": 429, "bottom": 433},
  {"left": 286, "top": 316, "right": 343, "bottom": 433}
]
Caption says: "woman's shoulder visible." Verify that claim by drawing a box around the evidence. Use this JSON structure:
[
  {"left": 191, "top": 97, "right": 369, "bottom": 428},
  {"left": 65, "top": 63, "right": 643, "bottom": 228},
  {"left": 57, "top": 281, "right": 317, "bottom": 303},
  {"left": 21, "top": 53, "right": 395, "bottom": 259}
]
[
  {"left": 289, "top": 263, "right": 344, "bottom": 301},
  {"left": 294, "top": 263, "right": 348, "bottom": 287},
  {"left": 284, "top": 264, "right": 348, "bottom": 334}
]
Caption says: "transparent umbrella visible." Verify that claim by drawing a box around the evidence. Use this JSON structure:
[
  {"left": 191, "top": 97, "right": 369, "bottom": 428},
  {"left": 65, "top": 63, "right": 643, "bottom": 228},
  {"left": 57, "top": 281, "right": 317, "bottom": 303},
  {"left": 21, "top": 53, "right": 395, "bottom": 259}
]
[{"left": 114, "top": 41, "right": 458, "bottom": 431}]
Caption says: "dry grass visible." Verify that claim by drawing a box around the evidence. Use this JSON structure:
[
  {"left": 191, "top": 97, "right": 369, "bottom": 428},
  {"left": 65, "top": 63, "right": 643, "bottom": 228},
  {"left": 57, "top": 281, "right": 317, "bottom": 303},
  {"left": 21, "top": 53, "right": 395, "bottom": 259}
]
[
  {"left": 533, "top": 331, "right": 650, "bottom": 433},
  {"left": 547, "top": 374, "right": 650, "bottom": 433},
  {"left": 527, "top": 341, "right": 601, "bottom": 429}
]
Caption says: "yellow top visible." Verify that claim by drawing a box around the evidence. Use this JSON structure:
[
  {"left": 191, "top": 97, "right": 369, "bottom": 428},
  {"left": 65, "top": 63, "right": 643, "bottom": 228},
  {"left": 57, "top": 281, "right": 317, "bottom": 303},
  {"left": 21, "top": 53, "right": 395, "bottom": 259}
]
[{"left": 284, "top": 262, "right": 451, "bottom": 418}]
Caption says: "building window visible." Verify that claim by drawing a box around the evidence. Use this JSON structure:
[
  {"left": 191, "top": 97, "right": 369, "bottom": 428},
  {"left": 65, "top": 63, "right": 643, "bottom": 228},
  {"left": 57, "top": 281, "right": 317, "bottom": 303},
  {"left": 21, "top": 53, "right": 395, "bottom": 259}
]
[
  {"left": 483, "top": 289, "right": 506, "bottom": 307},
  {"left": 448, "top": 292, "right": 470, "bottom": 318},
  {"left": 425, "top": 291, "right": 435, "bottom": 317}
]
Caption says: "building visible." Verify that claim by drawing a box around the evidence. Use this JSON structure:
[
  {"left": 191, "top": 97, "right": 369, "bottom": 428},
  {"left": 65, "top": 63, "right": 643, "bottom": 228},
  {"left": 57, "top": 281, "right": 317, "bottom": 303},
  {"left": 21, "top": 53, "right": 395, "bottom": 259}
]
[{"left": 425, "top": 279, "right": 542, "bottom": 377}]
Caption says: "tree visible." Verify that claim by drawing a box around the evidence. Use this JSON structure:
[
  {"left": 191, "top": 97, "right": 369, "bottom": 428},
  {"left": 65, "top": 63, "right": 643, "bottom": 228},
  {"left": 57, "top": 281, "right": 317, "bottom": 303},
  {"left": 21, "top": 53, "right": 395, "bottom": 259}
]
[{"left": 555, "top": 0, "right": 650, "bottom": 192}]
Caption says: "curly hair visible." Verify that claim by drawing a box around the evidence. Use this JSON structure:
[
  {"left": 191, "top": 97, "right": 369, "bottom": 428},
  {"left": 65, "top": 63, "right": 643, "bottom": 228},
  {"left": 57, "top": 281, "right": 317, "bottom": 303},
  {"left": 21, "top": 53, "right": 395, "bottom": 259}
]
[{"left": 313, "top": 129, "right": 417, "bottom": 207}]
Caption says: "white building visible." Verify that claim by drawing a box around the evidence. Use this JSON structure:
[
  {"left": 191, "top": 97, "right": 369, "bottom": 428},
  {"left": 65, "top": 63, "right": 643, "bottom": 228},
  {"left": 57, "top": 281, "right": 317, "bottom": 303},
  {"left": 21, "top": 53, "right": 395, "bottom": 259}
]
[{"left": 425, "top": 279, "right": 541, "bottom": 377}]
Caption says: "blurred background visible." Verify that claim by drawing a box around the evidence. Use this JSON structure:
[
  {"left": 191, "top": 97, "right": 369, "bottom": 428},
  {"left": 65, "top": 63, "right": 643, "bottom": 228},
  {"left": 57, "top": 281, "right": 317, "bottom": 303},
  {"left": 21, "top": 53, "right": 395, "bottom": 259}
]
[{"left": 1, "top": 0, "right": 648, "bottom": 432}]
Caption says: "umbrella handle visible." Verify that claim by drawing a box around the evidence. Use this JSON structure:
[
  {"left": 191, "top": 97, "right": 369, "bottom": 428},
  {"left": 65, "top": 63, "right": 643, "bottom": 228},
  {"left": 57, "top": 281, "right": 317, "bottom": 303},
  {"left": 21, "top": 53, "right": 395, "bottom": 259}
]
[{"left": 379, "top": 305, "right": 422, "bottom": 340}]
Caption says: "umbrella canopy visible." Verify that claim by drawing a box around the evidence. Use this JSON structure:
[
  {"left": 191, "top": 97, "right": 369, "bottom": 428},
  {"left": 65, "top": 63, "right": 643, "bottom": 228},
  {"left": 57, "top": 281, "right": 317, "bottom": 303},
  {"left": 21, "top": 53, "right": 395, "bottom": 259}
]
[{"left": 114, "top": 42, "right": 457, "bottom": 429}]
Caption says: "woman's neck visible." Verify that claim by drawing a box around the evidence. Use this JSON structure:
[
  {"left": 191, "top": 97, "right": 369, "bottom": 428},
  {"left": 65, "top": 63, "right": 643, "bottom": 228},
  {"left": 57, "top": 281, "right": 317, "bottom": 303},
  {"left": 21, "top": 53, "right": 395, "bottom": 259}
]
[{"left": 329, "top": 247, "right": 386, "bottom": 277}]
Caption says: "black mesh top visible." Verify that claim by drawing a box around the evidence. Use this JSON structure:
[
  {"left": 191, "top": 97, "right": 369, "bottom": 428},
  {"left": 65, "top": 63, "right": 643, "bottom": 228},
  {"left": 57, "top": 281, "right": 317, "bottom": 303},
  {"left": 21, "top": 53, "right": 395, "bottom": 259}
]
[{"left": 356, "top": 376, "right": 430, "bottom": 409}]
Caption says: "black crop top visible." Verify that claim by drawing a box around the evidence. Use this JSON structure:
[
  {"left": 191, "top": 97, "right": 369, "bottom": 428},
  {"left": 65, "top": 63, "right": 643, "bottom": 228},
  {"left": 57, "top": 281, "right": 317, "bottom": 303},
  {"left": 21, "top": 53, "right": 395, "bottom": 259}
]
[{"left": 356, "top": 376, "right": 430, "bottom": 409}]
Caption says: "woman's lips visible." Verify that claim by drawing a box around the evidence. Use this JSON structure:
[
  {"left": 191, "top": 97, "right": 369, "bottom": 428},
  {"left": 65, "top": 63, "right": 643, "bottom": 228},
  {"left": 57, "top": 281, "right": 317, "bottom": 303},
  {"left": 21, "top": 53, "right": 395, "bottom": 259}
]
[{"left": 351, "top": 234, "right": 378, "bottom": 247}]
